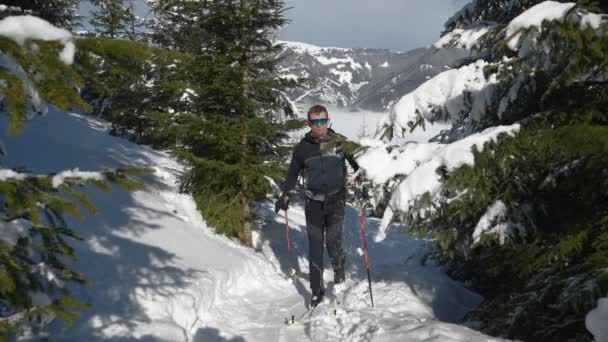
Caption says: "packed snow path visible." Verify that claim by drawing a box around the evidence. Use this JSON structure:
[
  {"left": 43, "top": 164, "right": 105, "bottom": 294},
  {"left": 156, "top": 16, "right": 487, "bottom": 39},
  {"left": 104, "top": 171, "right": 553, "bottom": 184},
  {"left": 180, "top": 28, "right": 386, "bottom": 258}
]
[{"left": 2, "top": 110, "right": 509, "bottom": 341}]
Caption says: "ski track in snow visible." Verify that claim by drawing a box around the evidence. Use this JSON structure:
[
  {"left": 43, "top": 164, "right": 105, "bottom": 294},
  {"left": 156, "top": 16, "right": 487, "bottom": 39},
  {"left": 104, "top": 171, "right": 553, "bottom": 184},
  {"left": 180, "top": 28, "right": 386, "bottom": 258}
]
[{"left": 1, "top": 110, "right": 510, "bottom": 341}]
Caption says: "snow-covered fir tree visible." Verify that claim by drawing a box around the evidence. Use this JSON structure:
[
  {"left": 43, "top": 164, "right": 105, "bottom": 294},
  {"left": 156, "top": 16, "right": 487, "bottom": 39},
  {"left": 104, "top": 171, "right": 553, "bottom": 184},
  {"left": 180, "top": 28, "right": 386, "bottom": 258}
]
[{"left": 357, "top": 1, "right": 607, "bottom": 341}]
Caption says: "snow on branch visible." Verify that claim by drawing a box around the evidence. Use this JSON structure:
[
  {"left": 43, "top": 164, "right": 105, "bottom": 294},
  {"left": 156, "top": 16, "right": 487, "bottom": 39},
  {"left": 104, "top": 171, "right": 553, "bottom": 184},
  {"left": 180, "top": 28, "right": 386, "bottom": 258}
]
[
  {"left": 375, "top": 59, "right": 499, "bottom": 142},
  {"left": 51, "top": 168, "right": 105, "bottom": 188},
  {"left": 0, "top": 15, "right": 75, "bottom": 64},
  {"left": 379, "top": 1, "right": 607, "bottom": 145},
  {"left": 505, "top": 1, "right": 576, "bottom": 51},
  {"left": 0, "top": 167, "right": 106, "bottom": 189},
  {"left": 0, "top": 218, "right": 31, "bottom": 246},
  {"left": 441, "top": 1, "right": 607, "bottom": 56},
  {"left": 472, "top": 200, "right": 526, "bottom": 244},
  {"left": 360, "top": 124, "right": 520, "bottom": 242},
  {"left": 0, "top": 168, "right": 26, "bottom": 181},
  {"left": 503, "top": 2, "right": 606, "bottom": 54},
  {"left": 434, "top": 27, "right": 490, "bottom": 50}
]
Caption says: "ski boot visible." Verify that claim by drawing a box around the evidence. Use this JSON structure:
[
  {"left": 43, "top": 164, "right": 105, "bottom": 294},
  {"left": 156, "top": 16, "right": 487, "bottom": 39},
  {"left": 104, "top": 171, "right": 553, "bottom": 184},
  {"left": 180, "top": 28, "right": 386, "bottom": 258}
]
[{"left": 310, "top": 288, "right": 325, "bottom": 308}]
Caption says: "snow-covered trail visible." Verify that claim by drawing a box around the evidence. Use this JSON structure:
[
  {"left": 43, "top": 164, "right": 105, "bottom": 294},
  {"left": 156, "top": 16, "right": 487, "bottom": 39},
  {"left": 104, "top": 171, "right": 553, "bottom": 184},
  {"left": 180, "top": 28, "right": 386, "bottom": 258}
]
[
  {"left": 257, "top": 201, "right": 507, "bottom": 342},
  {"left": 2, "top": 109, "right": 509, "bottom": 341}
]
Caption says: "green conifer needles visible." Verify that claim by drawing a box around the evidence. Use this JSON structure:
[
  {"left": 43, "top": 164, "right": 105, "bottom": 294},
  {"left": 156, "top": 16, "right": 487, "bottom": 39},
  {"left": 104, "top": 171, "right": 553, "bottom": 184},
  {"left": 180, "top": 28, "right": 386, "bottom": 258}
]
[{"left": 0, "top": 33, "right": 148, "bottom": 337}]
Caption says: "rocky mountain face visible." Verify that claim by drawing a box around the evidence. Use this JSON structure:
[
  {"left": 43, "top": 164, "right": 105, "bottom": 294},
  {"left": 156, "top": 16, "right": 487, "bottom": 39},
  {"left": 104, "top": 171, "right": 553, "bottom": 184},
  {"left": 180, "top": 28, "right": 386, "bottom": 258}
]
[{"left": 277, "top": 41, "right": 468, "bottom": 113}]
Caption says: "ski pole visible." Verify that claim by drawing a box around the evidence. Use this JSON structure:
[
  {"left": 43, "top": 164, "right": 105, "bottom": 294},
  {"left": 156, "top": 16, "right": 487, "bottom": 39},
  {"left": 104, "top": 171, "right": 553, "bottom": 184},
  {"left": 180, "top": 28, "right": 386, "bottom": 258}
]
[
  {"left": 356, "top": 196, "right": 374, "bottom": 307},
  {"left": 284, "top": 209, "right": 299, "bottom": 279},
  {"left": 285, "top": 209, "right": 292, "bottom": 253}
]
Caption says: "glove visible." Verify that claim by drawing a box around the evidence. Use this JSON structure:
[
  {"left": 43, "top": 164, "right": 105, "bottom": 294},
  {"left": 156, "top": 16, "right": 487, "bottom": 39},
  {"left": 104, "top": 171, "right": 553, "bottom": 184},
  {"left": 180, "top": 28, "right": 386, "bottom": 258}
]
[{"left": 274, "top": 194, "right": 290, "bottom": 213}]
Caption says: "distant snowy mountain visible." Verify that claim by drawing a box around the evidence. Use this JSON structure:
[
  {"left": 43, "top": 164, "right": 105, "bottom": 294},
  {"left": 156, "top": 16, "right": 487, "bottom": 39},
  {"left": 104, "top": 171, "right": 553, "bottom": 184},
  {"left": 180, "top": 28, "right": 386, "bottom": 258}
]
[{"left": 277, "top": 41, "right": 468, "bottom": 113}]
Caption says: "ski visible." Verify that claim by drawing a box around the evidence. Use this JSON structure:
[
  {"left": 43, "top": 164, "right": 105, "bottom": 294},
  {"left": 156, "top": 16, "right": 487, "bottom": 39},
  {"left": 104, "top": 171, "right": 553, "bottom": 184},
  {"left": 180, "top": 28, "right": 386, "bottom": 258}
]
[
  {"left": 285, "top": 285, "right": 349, "bottom": 328},
  {"left": 285, "top": 303, "right": 318, "bottom": 328}
]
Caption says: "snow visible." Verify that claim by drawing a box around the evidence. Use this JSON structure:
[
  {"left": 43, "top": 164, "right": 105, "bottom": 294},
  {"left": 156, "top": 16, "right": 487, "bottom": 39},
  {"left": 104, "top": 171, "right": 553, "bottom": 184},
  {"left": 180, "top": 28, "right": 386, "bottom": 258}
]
[
  {"left": 278, "top": 40, "right": 348, "bottom": 53},
  {"left": 0, "top": 106, "right": 512, "bottom": 341},
  {"left": 579, "top": 11, "right": 606, "bottom": 29},
  {"left": 317, "top": 56, "right": 362, "bottom": 70},
  {"left": 434, "top": 27, "right": 489, "bottom": 50},
  {"left": 379, "top": 61, "right": 389, "bottom": 68},
  {"left": 349, "top": 81, "right": 368, "bottom": 94},
  {"left": 505, "top": 2, "right": 576, "bottom": 50},
  {"left": 0, "top": 168, "right": 25, "bottom": 180},
  {"left": 280, "top": 74, "right": 299, "bottom": 81},
  {"left": 51, "top": 168, "right": 105, "bottom": 188},
  {"left": 498, "top": 1, "right": 607, "bottom": 53},
  {"left": 179, "top": 88, "right": 197, "bottom": 103},
  {"left": 0, "top": 218, "right": 30, "bottom": 246},
  {"left": 587, "top": 297, "right": 608, "bottom": 342},
  {"left": 473, "top": 201, "right": 508, "bottom": 243},
  {"left": 383, "top": 59, "right": 498, "bottom": 139},
  {"left": 59, "top": 40, "right": 76, "bottom": 65},
  {"left": 358, "top": 124, "right": 520, "bottom": 242},
  {"left": 330, "top": 68, "right": 353, "bottom": 84},
  {"left": 471, "top": 201, "right": 524, "bottom": 244},
  {"left": 0, "top": 15, "right": 75, "bottom": 64}
]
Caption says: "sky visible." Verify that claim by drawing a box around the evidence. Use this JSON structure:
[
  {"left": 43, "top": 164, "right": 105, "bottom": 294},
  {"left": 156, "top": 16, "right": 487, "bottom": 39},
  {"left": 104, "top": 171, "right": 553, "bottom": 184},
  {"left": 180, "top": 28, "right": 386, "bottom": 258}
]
[
  {"left": 279, "top": 0, "right": 471, "bottom": 50},
  {"left": 78, "top": 0, "right": 470, "bottom": 51}
]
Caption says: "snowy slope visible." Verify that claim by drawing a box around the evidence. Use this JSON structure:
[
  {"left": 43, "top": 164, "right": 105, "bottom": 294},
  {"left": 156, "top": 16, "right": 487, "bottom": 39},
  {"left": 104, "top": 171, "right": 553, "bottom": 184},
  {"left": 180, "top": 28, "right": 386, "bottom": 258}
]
[{"left": 2, "top": 109, "right": 510, "bottom": 341}]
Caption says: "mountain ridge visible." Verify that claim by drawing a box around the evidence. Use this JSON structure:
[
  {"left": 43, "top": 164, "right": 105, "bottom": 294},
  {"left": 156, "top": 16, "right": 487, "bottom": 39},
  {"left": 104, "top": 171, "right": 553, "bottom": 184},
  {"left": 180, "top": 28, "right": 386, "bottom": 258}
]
[{"left": 277, "top": 40, "right": 469, "bottom": 113}]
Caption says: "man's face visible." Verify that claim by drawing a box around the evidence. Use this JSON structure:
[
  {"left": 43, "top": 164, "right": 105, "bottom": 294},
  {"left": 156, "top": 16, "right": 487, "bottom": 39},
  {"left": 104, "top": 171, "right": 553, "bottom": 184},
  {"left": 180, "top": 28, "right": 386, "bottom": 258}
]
[{"left": 307, "top": 111, "right": 329, "bottom": 137}]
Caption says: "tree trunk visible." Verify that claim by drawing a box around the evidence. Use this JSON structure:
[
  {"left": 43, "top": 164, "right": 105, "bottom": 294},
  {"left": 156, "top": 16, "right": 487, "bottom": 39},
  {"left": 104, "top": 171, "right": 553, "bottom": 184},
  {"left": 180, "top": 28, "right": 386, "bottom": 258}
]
[
  {"left": 239, "top": 142, "right": 252, "bottom": 247},
  {"left": 238, "top": 0, "right": 252, "bottom": 247}
]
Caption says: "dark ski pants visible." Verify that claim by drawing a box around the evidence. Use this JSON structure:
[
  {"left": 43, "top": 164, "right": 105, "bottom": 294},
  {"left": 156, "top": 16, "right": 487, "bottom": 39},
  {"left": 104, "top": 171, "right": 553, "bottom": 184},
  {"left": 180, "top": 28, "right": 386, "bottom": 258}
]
[{"left": 305, "top": 194, "right": 346, "bottom": 294}]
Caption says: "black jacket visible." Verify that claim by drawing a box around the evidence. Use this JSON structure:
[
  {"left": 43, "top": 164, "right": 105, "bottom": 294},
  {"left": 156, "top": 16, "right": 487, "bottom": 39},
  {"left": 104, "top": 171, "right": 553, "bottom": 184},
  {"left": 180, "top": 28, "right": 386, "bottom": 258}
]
[{"left": 281, "top": 129, "right": 359, "bottom": 199}]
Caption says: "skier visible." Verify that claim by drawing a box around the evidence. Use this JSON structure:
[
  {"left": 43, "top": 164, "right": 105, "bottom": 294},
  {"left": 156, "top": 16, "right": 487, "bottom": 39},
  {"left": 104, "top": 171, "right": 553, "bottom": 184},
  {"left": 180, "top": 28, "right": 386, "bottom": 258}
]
[{"left": 275, "top": 104, "right": 359, "bottom": 307}]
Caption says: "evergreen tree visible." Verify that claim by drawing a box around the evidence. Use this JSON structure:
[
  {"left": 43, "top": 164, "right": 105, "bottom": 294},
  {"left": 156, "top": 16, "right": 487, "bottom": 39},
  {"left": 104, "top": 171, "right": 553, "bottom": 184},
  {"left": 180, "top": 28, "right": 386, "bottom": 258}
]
[
  {"left": 89, "top": 0, "right": 131, "bottom": 39},
  {"left": 78, "top": 1, "right": 300, "bottom": 246},
  {"left": 443, "top": 0, "right": 544, "bottom": 33},
  {"left": 369, "top": 1, "right": 608, "bottom": 341},
  {"left": 149, "top": 0, "right": 300, "bottom": 245},
  {"left": 145, "top": 0, "right": 212, "bottom": 52},
  {"left": 123, "top": 0, "right": 143, "bottom": 41},
  {"left": 76, "top": 36, "right": 192, "bottom": 147}
]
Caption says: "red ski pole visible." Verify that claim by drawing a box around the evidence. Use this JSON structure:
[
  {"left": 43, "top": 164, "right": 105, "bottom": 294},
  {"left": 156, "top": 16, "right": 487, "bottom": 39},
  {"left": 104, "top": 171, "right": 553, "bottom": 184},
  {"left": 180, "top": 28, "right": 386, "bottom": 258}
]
[
  {"left": 284, "top": 209, "right": 292, "bottom": 252},
  {"left": 356, "top": 196, "right": 374, "bottom": 307}
]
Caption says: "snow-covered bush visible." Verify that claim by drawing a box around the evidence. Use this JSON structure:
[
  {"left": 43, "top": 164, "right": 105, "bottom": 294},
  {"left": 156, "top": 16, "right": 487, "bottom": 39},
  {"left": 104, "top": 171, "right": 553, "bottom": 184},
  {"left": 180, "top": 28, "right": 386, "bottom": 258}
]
[{"left": 358, "top": 1, "right": 608, "bottom": 341}]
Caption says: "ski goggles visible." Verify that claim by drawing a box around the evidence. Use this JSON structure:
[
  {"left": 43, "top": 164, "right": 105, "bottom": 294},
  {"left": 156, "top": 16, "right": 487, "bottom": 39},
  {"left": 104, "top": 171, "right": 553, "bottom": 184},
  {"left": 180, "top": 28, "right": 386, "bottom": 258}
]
[{"left": 309, "top": 118, "right": 329, "bottom": 126}]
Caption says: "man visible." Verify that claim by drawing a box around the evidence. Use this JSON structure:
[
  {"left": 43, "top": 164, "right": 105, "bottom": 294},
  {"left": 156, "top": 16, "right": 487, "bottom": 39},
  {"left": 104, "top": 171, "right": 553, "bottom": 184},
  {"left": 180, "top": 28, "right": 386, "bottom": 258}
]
[{"left": 275, "top": 104, "right": 359, "bottom": 307}]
